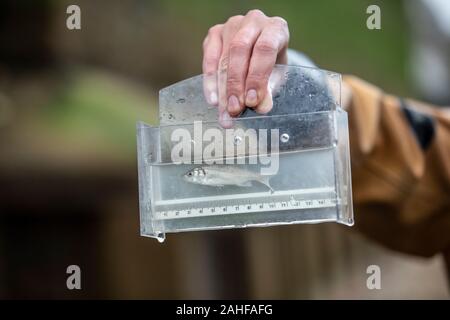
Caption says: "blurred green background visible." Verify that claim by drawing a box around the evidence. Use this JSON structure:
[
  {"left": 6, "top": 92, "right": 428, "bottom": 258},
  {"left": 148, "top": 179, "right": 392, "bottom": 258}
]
[
  {"left": 6, "top": 0, "right": 412, "bottom": 155},
  {"left": 49, "top": 0, "right": 412, "bottom": 153}
]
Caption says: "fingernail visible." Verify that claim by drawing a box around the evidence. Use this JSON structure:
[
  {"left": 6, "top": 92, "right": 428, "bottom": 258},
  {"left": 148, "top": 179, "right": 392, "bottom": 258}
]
[
  {"left": 246, "top": 89, "right": 257, "bottom": 106},
  {"left": 255, "top": 90, "right": 273, "bottom": 114},
  {"left": 227, "top": 95, "right": 240, "bottom": 114},
  {"left": 219, "top": 110, "right": 233, "bottom": 128},
  {"left": 209, "top": 92, "right": 218, "bottom": 105},
  {"left": 221, "top": 110, "right": 231, "bottom": 121}
]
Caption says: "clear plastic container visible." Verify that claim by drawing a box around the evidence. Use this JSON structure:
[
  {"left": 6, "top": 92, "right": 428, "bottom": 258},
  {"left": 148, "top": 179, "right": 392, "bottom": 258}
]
[{"left": 137, "top": 65, "right": 353, "bottom": 242}]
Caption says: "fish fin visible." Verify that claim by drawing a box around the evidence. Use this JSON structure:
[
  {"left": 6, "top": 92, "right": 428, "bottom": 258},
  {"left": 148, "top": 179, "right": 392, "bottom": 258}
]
[
  {"left": 259, "top": 176, "right": 274, "bottom": 194},
  {"left": 237, "top": 181, "right": 253, "bottom": 187}
]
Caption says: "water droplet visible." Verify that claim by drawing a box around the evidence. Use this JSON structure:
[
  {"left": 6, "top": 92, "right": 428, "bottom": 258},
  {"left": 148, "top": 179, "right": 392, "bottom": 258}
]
[
  {"left": 147, "top": 152, "right": 153, "bottom": 161},
  {"left": 168, "top": 114, "right": 174, "bottom": 119},
  {"left": 280, "top": 133, "right": 290, "bottom": 143},
  {"left": 176, "top": 98, "right": 186, "bottom": 104},
  {"left": 156, "top": 233, "right": 165, "bottom": 243},
  {"left": 233, "top": 135, "right": 242, "bottom": 145}
]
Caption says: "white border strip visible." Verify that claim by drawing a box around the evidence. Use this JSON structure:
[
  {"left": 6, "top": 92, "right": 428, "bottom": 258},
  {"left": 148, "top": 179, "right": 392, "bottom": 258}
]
[{"left": 154, "top": 186, "right": 334, "bottom": 206}]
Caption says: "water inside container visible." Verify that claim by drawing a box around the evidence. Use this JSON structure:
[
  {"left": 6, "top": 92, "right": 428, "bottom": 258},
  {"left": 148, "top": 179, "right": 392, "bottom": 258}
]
[{"left": 149, "top": 147, "right": 342, "bottom": 234}]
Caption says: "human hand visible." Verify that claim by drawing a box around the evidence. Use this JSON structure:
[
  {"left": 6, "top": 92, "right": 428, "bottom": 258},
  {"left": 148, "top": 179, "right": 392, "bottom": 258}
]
[{"left": 202, "top": 10, "right": 289, "bottom": 125}]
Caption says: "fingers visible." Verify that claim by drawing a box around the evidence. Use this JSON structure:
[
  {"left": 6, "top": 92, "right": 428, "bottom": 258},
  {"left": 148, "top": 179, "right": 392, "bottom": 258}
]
[
  {"left": 226, "top": 10, "right": 266, "bottom": 116},
  {"left": 202, "top": 24, "right": 223, "bottom": 105},
  {"left": 254, "top": 84, "right": 273, "bottom": 114},
  {"left": 217, "top": 15, "right": 243, "bottom": 116},
  {"left": 202, "top": 10, "right": 290, "bottom": 123},
  {"left": 226, "top": 25, "right": 262, "bottom": 116},
  {"left": 245, "top": 18, "right": 289, "bottom": 109},
  {"left": 218, "top": 107, "right": 234, "bottom": 128}
]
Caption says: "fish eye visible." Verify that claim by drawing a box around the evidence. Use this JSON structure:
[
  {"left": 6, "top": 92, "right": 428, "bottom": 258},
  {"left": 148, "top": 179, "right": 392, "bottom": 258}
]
[{"left": 187, "top": 172, "right": 192, "bottom": 176}]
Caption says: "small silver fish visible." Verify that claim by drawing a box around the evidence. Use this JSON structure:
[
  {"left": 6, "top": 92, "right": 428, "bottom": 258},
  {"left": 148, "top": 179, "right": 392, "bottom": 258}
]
[{"left": 183, "top": 165, "right": 274, "bottom": 193}]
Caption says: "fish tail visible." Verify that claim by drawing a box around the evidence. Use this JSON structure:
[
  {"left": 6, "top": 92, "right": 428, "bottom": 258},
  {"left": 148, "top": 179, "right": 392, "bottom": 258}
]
[{"left": 259, "top": 176, "right": 274, "bottom": 194}]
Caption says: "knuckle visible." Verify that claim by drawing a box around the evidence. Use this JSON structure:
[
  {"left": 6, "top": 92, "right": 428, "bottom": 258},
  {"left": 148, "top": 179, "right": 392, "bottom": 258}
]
[
  {"left": 229, "top": 39, "right": 252, "bottom": 54},
  {"left": 203, "top": 57, "right": 218, "bottom": 69},
  {"left": 226, "top": 75, "right": 242, "bottom": 88},
  {"left": 208, "top": 24, "right": 222, "bottom": 36},
  {"left": 247, "top": 72, "right": 269, "bottom": 85},
  {"left": 226, "top": 15, "right": 244, "bottom": 25},
  {"left": 227, "top": 80, "right": 243, "bottom": 96},
  {"left": 271, "top": 16, "right": 288, "bottom": 29},
  {"left": 254, "top": 40, "right": 278, "bottom": 55},
  {"left": 227, "top": 66, "right": 243, "bottom": 84},
  {"left": 268, "top": 20, "right": 289, "bottom": 41},
  {"left": 247, "top": 9, "right": 265, "bottom": 18}
]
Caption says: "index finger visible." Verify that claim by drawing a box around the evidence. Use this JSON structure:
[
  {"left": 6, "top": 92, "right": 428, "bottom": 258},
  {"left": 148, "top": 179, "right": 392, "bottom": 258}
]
[{"left": 202, "top": 24, "right": 223, "bottom": 105}]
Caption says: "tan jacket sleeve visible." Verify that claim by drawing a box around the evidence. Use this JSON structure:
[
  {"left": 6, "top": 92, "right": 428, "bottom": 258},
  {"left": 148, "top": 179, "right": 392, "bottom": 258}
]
[{"left": 344, "top": 75, "right": 450, "bottom": 258}]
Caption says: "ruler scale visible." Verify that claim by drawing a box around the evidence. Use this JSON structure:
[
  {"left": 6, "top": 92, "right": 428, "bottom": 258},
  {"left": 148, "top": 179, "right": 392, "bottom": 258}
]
[{"left": 154, "top": 187, "right": 337, "bottom": 220}]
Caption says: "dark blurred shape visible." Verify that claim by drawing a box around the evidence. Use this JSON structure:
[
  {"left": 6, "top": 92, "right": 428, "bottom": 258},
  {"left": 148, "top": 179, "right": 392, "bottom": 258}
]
[
  {"left": 400, "top": 99, "right": 435, "bottom": 150},
  {"left": 0, "top": 0, "right": 55, "bottom": 70}
]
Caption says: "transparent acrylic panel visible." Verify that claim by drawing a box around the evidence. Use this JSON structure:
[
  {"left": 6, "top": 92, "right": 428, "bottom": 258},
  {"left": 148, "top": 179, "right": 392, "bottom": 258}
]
[
  {"left": 137, "top": 65, "right": 352, "bottom": 242},
  {"left": 152, "top": 112, "right": 334, "bottom": 164},
  {"left": 159, "top": 64, "right": 341, "bottom": 124}
]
